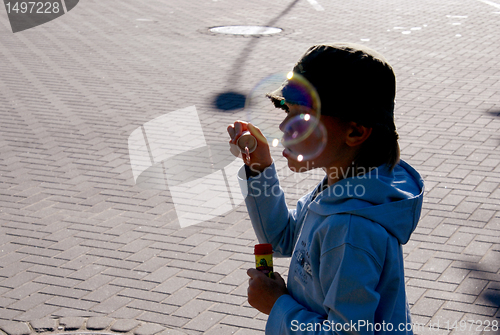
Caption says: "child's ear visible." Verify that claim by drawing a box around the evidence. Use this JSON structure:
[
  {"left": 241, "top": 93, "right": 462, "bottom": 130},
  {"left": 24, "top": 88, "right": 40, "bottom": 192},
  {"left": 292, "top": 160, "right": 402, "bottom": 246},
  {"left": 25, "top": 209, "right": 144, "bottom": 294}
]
[{"left": 346, "top": 122, "right": 372, "bottom": 147}]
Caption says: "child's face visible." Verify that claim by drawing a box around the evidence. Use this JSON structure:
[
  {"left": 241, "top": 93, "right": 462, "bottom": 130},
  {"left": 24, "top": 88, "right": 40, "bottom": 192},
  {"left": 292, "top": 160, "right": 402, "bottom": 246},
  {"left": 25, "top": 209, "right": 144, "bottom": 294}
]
[{"left": 279, "top": 104, "right": 350, "bottom": 173}]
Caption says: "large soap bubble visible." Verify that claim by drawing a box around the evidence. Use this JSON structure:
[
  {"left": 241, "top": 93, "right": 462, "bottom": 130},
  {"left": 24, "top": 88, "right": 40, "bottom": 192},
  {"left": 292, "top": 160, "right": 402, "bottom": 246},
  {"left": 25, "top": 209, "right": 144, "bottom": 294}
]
[{"left": 244, "top": 71, "right": 326, "bottom": 162}]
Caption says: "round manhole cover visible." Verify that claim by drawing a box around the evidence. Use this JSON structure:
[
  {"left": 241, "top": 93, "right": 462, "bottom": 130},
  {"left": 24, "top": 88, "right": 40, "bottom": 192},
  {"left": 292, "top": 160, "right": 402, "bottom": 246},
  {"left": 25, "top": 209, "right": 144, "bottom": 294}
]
[{"left": 209, "top": 25, "right": 282, "bottom": 35}]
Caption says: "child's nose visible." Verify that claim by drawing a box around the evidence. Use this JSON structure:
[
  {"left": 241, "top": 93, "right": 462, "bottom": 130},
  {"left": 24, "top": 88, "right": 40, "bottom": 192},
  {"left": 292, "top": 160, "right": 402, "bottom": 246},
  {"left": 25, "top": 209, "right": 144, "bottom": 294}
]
[
  {"left": 279, "top": 121, "right": 285, "bottom": 132},
  {"left": 279, "top": 116, "right": 290, "bottom": 133}
]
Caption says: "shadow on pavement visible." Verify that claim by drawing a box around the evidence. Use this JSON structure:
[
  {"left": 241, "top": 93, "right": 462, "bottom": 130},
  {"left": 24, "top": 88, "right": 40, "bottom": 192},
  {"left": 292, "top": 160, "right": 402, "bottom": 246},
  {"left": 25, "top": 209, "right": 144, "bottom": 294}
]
[
  {"left": 213, "top": 0, "right": 301, "bottom": 111},
  {"left": 213, "top": 91, "right": 246, "bottom": 111},
  {"left": 465, "top": 261, "right": 500, "bottom": 310},
  {"left": 486, "top": 110, "right": 500, "bottom": 144},
  {"left": 487, "top": 110, "right": 500, "bottom": 117}
]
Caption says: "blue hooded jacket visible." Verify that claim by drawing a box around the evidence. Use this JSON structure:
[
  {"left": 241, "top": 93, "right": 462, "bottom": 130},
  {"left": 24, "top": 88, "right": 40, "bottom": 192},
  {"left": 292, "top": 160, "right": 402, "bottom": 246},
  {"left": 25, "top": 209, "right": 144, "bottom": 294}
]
[{"left": 238, "top": 160, "right": 424, "bottom": 334}]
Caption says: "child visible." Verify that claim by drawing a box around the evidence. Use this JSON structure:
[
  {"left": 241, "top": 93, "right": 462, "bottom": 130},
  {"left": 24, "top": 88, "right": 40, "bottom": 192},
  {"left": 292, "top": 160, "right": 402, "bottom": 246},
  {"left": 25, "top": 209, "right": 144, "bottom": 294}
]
[{"left": 228, "top": 43, "right": 424, "bottom": 334}]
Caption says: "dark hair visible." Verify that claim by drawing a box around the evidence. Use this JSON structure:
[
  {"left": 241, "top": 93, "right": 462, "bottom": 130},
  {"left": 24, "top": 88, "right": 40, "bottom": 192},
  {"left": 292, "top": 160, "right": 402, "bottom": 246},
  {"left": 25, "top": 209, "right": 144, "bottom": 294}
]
[{"left": 354, "top": 124, "right": 400, "bottom": 173}]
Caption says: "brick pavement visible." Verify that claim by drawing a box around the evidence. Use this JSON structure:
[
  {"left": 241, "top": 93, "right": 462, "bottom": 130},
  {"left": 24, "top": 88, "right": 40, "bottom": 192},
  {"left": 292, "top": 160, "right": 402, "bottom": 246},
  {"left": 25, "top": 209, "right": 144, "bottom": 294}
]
[{"left": 0, "top": 0, "right": 499, "bottom": 334}]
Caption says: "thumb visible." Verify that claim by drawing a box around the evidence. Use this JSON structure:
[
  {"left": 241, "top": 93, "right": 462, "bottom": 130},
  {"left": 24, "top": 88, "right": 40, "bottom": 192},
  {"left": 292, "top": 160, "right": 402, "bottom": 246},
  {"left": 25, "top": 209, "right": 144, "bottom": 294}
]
[
  {"left": 247, "top": 123, "right": 268, "bottom": 145},
  {"left": 247, "top": 268, "right": 265, "bottom": 279},
  {"left": 273, "top": 272, "right": 285, "bottom": 283}
]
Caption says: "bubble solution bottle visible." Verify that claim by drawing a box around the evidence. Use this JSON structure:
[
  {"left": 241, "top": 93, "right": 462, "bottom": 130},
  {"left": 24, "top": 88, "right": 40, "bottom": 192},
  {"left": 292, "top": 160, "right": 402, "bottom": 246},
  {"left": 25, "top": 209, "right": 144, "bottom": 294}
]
[{"left": 254, "top": 243, "right": 273, "bottom": 278}]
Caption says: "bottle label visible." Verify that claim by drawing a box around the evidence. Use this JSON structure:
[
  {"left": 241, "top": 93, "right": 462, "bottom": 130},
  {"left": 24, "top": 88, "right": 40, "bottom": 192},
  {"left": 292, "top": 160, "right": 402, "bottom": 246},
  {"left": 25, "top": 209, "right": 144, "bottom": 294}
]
[{"left": 255, "top": 254, "right": 273, "bottom": 278}]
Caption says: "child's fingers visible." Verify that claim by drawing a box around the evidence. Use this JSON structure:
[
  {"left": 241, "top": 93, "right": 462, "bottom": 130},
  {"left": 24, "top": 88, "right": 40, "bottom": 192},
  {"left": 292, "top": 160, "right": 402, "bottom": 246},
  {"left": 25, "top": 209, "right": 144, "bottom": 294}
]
[
  {"left": 234, "top": 122, "right": 243, "bottom": 138},
  {"left": 227, "top": 125, "right": 236, "bottom": 141}
]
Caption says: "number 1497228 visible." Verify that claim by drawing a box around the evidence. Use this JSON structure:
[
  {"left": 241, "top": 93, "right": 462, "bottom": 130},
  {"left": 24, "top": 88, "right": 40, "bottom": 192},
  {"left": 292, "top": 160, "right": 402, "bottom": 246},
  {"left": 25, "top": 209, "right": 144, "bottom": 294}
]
[{"left": 5, "top": 1, "right": 61, "bottom": 14}]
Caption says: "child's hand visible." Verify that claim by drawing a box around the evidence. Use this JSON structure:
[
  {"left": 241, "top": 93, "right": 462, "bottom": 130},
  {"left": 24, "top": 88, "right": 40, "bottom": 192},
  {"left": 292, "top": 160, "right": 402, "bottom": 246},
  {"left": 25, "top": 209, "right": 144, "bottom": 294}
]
[
  {"left": 247, "top": 268, "right": 288, "bottom": 315},
  {"left": 227, "top": 121, "right": 273, "bottom": 174}
]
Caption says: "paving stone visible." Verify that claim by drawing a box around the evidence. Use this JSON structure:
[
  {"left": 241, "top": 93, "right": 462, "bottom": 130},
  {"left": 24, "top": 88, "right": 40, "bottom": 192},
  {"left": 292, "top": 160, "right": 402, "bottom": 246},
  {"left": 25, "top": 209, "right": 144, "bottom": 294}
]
[
  {"left": 136, "top": 313, "right": 188, "bottom": 330},
  {"left": 157, "top": 328, "right": 189, "bottom": 335},
  {"left": 90, "top": 296, "right": 132, "bottom": 314},
  {"left": 163, "top": 288, "right": 201, "bottom": 307},
  {"left": 29, "top": 318, "right": 57, "bottom": 332},
  {"left": 83, "top": 285, "right": 124, "bottom": 303},
  {"left": 447, "top": 232, "right": 475, "bottom": 247},
  {"left": 405, "top": 248, "right": 437, "bottom": 264},
  {"left": 153, "top": 277, "right": 191, "bottom": 295},
  {"left": 159, "top": 252, "right": 203, "bottom": 263},
  {"left": 134, "top": 323, "right": 165, "bottom": 335},
  {"left": 219, "top": 315, "right": 266, "bottom": 331},
  {"left": 463, "top": 241, "right": 493, "bottom": 256},
  {"left": 455, "top": 278, "right": 488, "bottom": 296},
  {"left": 429, "top": 308, "right": 465, "bottom": 329},
  {"left": 127, "top": 300, "right": 177, "bottom": 316},
  {"left": 119, "top": 288, "right": 169, "bottom": 303},
  {"left": 86, "top": 316, "right": 114, "bottom": 330},
  {"left": 110, "top": 319, "right": 141, "bottom": 333},
  {"left": 176, "top": 270, "right": 223, "bottom": 283},
  {"left": 188, "top": 242, "right": 223, "bottom": 256},
  {"left": 421, "top": 258, "right": 453, "bottom": 274},
  {"left": 182, "top": 311, "right": 225, "bottom": 332},
  {"left": 210, "top": 304, "right": 259, "bottom": 319},
  {"left": 478, "top": 250, "right": 500, "bottom": 273},
  {"left": 108, "top": 307, "right": 143, "bottom": 320},
  {"left": 411, "top": 297, "right": 446, "bottom": 318},
  {"left": 58, "top": 316, "right": 86, "bottom": 330},
  {"left": 438, "top": 267, "right": 470, "bottom": 285},
  {"left": 75, "top": 273, "right": 114, "bottom": 290},
  {"left": 0, "top": 322, "right": 31, "bottom": 335}
]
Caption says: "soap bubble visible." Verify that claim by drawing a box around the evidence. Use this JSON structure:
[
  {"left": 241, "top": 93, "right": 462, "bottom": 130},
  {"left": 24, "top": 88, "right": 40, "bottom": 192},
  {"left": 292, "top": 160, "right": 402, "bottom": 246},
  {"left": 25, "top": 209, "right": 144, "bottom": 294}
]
[
  {"left": 281, "top": 112, "right": 327, "bottom": 162},
  {"left": 244, "top": 71, "right": 326, "bottom": 161}
]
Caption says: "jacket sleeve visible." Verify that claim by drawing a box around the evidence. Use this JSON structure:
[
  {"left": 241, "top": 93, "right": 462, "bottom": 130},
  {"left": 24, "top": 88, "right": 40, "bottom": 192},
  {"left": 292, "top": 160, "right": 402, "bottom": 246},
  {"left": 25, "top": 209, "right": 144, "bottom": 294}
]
[
  {"left": 238, "top": 163, "right": 307, "bottom": 257},
  {"left": 266, "top": 244, "right": 383, "bottom": 334}
]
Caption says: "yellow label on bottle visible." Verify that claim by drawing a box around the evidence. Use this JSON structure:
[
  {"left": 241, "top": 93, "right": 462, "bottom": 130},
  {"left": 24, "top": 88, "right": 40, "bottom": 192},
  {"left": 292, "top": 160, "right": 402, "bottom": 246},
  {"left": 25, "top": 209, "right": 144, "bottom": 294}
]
[{"left": 255, "top": 254, "right": 273, "bottom": 277}]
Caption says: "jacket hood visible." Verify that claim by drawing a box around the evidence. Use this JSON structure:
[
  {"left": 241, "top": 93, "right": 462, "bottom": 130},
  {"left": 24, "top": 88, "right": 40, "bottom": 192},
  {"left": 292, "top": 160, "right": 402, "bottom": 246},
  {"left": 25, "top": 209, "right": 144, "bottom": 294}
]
[{"left": 308, "top": 160, "right": 424, "bottom": 244}]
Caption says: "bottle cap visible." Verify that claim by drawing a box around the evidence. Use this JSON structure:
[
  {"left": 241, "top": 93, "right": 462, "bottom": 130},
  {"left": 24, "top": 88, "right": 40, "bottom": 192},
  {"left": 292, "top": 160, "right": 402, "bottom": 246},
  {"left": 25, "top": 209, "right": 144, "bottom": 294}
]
[
  {"left": 254, "top": 243, "right": 273, "bottom": 255},
  {"left": 237, "top": 132, "right": 257, "bottom": 154}
]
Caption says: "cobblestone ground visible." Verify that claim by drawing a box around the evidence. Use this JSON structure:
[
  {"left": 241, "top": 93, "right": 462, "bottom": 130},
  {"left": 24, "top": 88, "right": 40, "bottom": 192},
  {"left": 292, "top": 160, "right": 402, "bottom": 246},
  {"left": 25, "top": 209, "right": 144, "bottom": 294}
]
[{"left": 0, "top": 0, "right": 499, "bottom": 334}]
